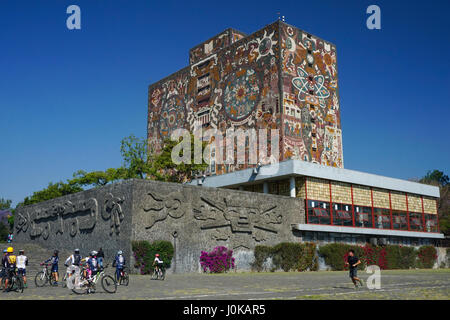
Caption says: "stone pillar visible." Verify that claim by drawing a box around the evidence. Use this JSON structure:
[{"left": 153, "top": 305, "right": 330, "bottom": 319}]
[
  {"left": 263, "top": 182, "right": 269, "bottom": 194},
  {"left": 290, "top": 176, "right": 296, "bottom": 198}
]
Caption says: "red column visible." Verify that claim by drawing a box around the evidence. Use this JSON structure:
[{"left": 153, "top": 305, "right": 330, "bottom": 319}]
[
  {"left": 421, "top": 196, "right": 426, "bottom": 232},
  {"left": 351, "top": 184, "right": 355, "bottom": 227},
  {"left": 329, "top": 181, "right": 333, "bottom": 225},
  {"left": 371, "top": 187, "right": 375, "bottom": 228},
  {"left": 305, "top": 177, "right": 308, "bottom": 224},
  {"left": 436, "top": 199, "right": 440, "bottom": 233},
  {"left": 389, "top": 191, "right": 393, "bottom": 230},
  {"left": 405, "top": 193, "right": 410, "bottom": 231}
]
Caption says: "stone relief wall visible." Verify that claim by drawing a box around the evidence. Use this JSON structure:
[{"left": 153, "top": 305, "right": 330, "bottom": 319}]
[
  {"left": 14, "top": 180, "right": 305, "bottom": 273},
  {"left": 132, "top": 180, "right": 304, "bottom": 273},
  {"left": 14, "top": 181, "right": 133, "bottom": 265}
]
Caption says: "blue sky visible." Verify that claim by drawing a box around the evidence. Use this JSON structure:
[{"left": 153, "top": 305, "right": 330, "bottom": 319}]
[{"left": 1, "top": 0, "right": 449, "bottom": 206}]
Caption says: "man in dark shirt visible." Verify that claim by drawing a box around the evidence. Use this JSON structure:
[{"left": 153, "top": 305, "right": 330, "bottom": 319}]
[{"left": 344, "top": 249, "right": 364, "bottom": 288}]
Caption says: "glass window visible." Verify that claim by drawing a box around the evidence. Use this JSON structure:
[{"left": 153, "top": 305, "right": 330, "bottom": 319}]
[
  {"left": 307, "top": 200, "right": 331, "bottom": 225},
  {"left": 425, "top": 214, "right": 438, "bottom": 232},
  {"left": 374, "top": 208, "right": 391, "bottom": 229},
  {"left": 332, "top": 203, "right": 353, "bottom": 227},
  {"left": 409, "top": 212, "right": 423, "bottom": 231},
  {"left": 354, "top": 206, "right": 373, "bottom": 228},
  {"left": 392, "top": 211, "right": 408, "bottom": 230}
]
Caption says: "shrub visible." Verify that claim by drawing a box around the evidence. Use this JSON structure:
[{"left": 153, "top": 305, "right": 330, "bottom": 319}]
[
  {"left": 251, "top": 245, "right": 273, "bottom": 272},
  {"left": 385, "top": 245, "right": 416, "bottom": 269},
  {"left": 251, "top": 242, "right": 317, "bottom": 272},
  {"left": 200, "top": 246, "right": 235, "bottom": 273},
  {"left": 417, "top": 245, "right": 437, "bottom": 269},
  {"left": 132, "top": 240, "right": 174, "bottom": 275},
  {"left": 319, "top": 243, "right": 364, "bottom": 271}
]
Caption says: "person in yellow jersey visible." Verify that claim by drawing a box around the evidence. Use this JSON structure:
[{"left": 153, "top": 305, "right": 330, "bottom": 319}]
[{"left": 2, "top": 247, "right": 16, "bottom": 292}]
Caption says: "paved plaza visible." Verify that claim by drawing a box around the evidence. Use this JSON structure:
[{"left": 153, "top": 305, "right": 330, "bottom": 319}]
[{"left": 1, "top": 269, "right": 449, "bottom": 300}]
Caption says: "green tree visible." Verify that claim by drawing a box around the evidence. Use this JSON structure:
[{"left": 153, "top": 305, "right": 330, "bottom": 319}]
[
  {"left": 18, "top": 181, "right": 84, "bottom": 207},
  {"left": 149, "top": 135, "right": 209, "bottom": 183},
  {"left": 0, "top": 198, "right": 12, "bottom": 210},
  {"left": 69, "top": 167, "right": 128, "bottom": 188},
  {"left": 419, "top": 170, "right": 450, "bottom": 236},
  {"left": 120, "top": 135, "right": 151, "bottom": 179}
]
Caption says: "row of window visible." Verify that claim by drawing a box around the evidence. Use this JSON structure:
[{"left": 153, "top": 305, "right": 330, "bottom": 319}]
[
  {"left": 301, "top": 231, "right": 436, "bottom": 247},
  {"left": 307, "top": 200, "right": 439, "bottom": 233}
]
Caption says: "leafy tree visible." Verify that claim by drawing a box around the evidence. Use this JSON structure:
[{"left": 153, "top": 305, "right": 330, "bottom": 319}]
[
  {"left": 69, "top": 168, "right": 128, "bottom": 188},
  {"left": 419, "top": 170, "right": 450, "bottom": 236},
  {"left": 0, "top": 198, "right": 12, "bottom": 210},
  {"left": 18, "top": 181, "right": 84, "bottom": 207},
  {"left": 120, "top": 135, "right": 151, "bottom": 179},
  {"left": 149, "top": 135, "right": 209, "bottom": 183}
]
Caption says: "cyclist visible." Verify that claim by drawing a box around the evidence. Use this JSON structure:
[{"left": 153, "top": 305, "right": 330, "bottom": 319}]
[
  {"left": 112, "top": 250, "right": 126, "bottom": 283},
  {"left": 0, "top": 249, "right": 7, "bottom": 283},
  {"left": 44, "top": 250, "right": 59, "bottom": 286},
  {"left": 64, "top": 249, "right": 82, "bottom": 280},
  {"left": 16, "top": 249, "right": 28, "bottom": 288},
  {"left": 153, "top": 253, "right": 164, "bottom": 274},
  {"left": 86, "top": 251, "right": 99, "bottom": 280},
  {"left": 2, "top": 247, "right": 16, "bottom": 292},
  {"left": 84, "top": 251, "right": 98, "bottom": 281}
]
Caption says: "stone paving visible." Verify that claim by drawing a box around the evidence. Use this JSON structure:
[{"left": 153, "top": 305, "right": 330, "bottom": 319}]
[{"left": 1, "top": 269, "right": 449, "bottom": 300}]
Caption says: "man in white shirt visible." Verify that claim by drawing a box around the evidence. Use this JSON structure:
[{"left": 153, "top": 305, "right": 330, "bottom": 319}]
[{"left": 16, "top": 249, "right": 28, "bottom": 288}]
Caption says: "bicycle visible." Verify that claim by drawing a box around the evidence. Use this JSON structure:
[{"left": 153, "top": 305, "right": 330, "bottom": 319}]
[
  {"left": 35, "top": 263, "right": 58, "bottom": 287},
  {"left": 71, "top": 264, "right": 117, "bottom": 294},
  {"left": 6, "top": 269, "right": 24, "bottom": 293},
  {"left": 116, "top": 267, "right": 129, "bottom": 286},
  {"left": 151, "top": 264, "right": 165, "bottom": 280}
]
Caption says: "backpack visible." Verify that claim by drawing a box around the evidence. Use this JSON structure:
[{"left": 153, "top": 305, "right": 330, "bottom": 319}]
[
  {"left": 73, "top": 254, "right": 81, "bottom": 266},
  {"left": 7, "top": 254, "right": 16, "bottom": 266}
]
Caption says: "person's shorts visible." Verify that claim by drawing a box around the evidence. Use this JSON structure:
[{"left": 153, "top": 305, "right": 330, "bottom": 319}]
[
  {"left": 17, "top": 268, "right": 26, "bottom": 276},
  {"left": 51, "top": 265, "right": 58, "bottom": 273},
  {"left": 349, "top": 268, "right": 358, "bottom": 278}
]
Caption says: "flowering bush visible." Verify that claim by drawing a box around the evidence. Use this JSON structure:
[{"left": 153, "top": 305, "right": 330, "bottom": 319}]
[
  {"left": 417, "top": 245, "right": 437, "bottom": 269},
  {"left": 200, "top": 246, "right": 235, "bottom": 273}
]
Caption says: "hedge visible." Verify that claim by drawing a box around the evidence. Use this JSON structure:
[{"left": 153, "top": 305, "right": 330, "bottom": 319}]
[
  {"left": 318, "top": 243, "right": 438, "bottom": 270},
  {"left": 251, "top": 242, "right": 318, "bottom": 272},
  {"left": 132, "top": 240, "right": 174, "bottom": 274}
]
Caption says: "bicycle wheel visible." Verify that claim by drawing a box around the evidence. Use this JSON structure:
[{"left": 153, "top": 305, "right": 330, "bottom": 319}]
[
  {"left": 16, "top": 276, "right": 24, "bottom": 293},
  {"left": 120, "top": 272, "right": 129, "bottom": 286},
  {"left": 151, "top": 270, "right": 158, "bottom": 280},
  {"left": 71, "top": 280, "right": 89, "bottom": 295},
  {"left": 34, "top": 271, "right": 48, "bottom": 287},
  {"left": 159, "top": 269, "right": 165, "bottom": 280},
  {"left": 101, "top": 275, "right": 117, "bottom": 294}
]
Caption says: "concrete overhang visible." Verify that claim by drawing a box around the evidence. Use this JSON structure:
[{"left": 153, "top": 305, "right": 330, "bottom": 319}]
[
  {"left": 189, "top": 160, "right": 440, "bottom": 198},
  {"left": 292, "top": 223, "right": 445, "bottom": 239}
]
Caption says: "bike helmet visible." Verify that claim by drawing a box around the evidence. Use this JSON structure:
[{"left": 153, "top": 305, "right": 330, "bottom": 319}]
[
  {"left": 7, "top": 247, "right": 13, "bottom": 253},
  {"left": 19, "top": 249, "right": 24, "bottom": 254},
  {"left": 54, "top": 250, "right": 59, "bottom": 255},
  {"left": 3, "top": 249, "right": 7, "bottom": 253},
  {"left": 117, "top": 250, "right": 123, "bottom": 255},
  {"left": 74, "top": 249, "right": 80, "bottom": 254},
  {"left": 155, "top": 254, "right": 160, "bottom": 257},
  {"left": 91, "top": 250, "right": 97, "bottom": 256}
]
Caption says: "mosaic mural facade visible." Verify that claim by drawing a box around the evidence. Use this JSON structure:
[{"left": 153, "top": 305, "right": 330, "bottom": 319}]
[{"left": 148, "top": 21, "right": 344, "bottom": 175}]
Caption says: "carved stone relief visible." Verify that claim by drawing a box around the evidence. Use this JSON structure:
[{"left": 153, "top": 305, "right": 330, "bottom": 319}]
[
  {"left": 142, "top": 192, "right": 186, "bottom": 229},
  {"left": 193, "top": 197, "right": 282, "bottom": 246}
]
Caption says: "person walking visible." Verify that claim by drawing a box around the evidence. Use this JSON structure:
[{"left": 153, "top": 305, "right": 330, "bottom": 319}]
[{"left": 344, "top": 249, "right": 364, "bottom": 288}]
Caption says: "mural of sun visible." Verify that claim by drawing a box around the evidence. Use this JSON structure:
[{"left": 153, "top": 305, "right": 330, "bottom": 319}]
[
  {"left": 223, "top": 68, "right": 260, "bottom": 121},
  {"left": 159, "top": 95, "right": 186, "bottom": 138}
]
